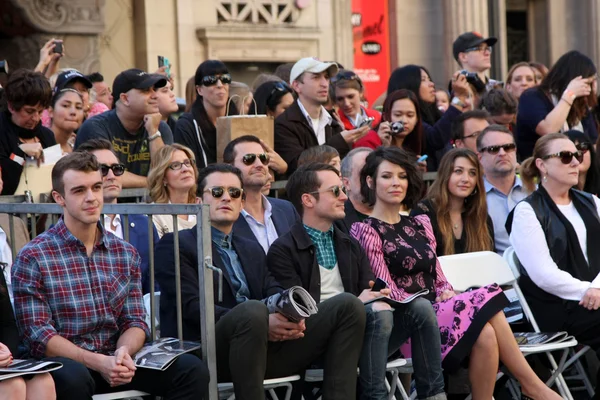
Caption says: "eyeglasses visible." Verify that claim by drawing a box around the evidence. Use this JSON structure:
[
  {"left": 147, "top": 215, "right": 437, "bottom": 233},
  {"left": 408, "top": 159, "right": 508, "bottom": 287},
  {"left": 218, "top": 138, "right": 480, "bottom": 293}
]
[
  {"left": 331, "top": 71, "right": 363, "bottom": 88},
  {"left": 462, "top": 130, "right": 482, "bottom": 140},
  {"left": 267, "top": 82, "right": 292, "bottom": 103},
  {"left": 576, "top": 142, "right": 592, "bottom": 154},
  {"left": 168, "top": 159, "right": 195, "bottom": 170},
  {"left": 201, "top": 74, "right": 232, "bottom": 86},
  {"left": 465, "top": 46, "right": 493, "bottom": 54},
  {"left": 100, "top": 163, "right": 125, "bottom": 177},
  {"left": 204, "top": 186, "right": 244, "bottom": 199},
  {"left": 309, "top": 185, "right": 347, "bottom": 198},
  {"left": 242, "top": 153, "right": 269, "bottom": 166},
  {"left": 479, "top": 143, "right": 517, "bottom": 155},
  {"left": 542, "top": 151, "right": 584, "bottom": 164}
]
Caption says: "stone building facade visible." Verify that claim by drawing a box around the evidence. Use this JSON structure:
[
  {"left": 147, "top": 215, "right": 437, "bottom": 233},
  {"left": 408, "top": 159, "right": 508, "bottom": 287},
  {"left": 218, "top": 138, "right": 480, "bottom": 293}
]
[{"left": 1, "top": 0, "right": 600, "bottom": 97}]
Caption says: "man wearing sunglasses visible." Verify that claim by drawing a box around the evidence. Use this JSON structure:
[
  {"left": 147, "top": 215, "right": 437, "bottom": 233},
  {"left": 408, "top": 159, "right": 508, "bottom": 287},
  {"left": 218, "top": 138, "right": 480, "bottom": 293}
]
[
  {"left": 274, "top": 57, "right": 370, "bottom": 175},
  {"left": 267, "top": 163, "right": 445, "bottom": 399},
  {"left": 477, "top": 124, "right": 528, "bottom": 254},
  {"left": 224, "top": 135, "right": 300, "bottom": 254},
  {"left": 452, "top": 31, "right": 500, "bottom": 93},
  {"left": 154, "top": 163, "right": 366, "bottom": 400},
  {"left": 76, "top": 68, "right": 173, "bottom": 189},
  {"left": 76, "top": 138, "right": 160, "bottom": 294}
]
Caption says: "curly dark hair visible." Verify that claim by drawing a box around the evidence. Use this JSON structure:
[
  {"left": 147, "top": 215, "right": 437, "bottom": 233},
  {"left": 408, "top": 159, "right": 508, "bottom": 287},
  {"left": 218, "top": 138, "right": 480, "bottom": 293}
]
[{"left": 360, "top": 147, "right": 423, "bottom": 208}]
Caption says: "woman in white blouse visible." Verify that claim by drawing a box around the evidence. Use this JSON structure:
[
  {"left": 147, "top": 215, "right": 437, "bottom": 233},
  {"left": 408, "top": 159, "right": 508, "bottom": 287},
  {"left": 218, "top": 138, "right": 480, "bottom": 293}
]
[
  {"left": 508, "top": 132, "right": 600, "bottom": 374},
  {"left": 148, "top": 144, "right": 199, "bottom": 238}
]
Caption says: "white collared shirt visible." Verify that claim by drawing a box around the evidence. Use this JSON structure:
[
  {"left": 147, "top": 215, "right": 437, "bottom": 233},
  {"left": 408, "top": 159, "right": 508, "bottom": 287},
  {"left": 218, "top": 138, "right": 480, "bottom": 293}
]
[
  {"left": 297, "top": 99, "right": 333, "bottom": 145},
  {"left": 240, "top": 195, "right": 279, "bottom": 253},
  {"left": 103, "top": 214, "right": 123, "bottom": 239}
]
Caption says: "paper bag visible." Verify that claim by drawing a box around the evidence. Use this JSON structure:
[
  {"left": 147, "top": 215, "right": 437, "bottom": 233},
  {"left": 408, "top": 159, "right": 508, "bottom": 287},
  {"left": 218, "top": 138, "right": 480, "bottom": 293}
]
[
  {"left": 216, "top": 96, "right": 274, "bottom": 162},
  {"left": 15, "top": 144, "right": 63, "bottom": 202}
]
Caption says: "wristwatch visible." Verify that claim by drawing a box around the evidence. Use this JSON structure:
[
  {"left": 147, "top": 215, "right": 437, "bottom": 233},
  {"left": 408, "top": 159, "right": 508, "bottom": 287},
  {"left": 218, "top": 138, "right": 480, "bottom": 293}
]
[
  {"left": 451, "top": 97, "right": 467, "bottom": 109},
  {"left": 148, "top": 131, "right": 162, "bottom": 142}
]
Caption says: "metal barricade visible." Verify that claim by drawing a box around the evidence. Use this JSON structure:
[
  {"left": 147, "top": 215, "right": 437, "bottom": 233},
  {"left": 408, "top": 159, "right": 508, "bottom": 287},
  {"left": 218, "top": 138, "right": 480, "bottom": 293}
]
[{"left": 0, "top": 202, "right": 220, "bottom": 400}]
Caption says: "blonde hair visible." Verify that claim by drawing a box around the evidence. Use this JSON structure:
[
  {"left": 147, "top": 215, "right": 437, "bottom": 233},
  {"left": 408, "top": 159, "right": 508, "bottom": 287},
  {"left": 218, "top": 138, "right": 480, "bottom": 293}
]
[
  {"left": 520, "top": 132, "right": 569, "bottom": 193},
  {"left": 506, "top": 62, "right": 536, "bottom": 85},
  {"left": 148, "top": 144, "right": 198, "bottom": 204}
]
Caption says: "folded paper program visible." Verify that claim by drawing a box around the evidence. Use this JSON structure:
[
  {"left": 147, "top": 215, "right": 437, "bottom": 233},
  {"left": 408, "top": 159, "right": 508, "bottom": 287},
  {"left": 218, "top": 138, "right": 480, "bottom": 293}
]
[{"left": 262, "top": 286, "right": 319, "bottom": 322}]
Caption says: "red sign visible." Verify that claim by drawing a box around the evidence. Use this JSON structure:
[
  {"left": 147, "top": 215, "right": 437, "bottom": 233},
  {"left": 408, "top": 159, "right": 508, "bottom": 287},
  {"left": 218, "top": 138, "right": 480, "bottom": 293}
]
[{"left": 351, "top": 0, "right": 391, "bottom": 105}]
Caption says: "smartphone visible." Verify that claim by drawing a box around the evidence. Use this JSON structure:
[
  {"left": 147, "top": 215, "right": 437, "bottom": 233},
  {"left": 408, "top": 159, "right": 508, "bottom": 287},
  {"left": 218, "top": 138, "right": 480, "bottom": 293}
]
[
  {"left": 53, "top": 41, "right": 63, "bottom": 54},
  {"left": 371, "top": 278, "right": 388, "bottom": 292},
  {"left": 158, "top": 55, "right": 171, "bottom": 79},
  {"left": 417, "top": 154, "right": 428, "bottom": 163}
]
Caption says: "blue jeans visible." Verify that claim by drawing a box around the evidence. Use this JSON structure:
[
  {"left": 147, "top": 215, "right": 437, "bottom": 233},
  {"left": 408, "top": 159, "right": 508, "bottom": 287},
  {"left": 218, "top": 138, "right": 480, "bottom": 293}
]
[{"left": 359, "top": 297, "right": 446, "bottom": 400}]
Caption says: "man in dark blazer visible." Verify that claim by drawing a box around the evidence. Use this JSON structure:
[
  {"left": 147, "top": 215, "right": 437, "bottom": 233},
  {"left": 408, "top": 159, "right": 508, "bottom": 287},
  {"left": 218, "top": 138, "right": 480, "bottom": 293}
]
[
  {"left": 223, "top": 135, "right": 300, "bottom": 253},
  {"left": 335, "top": 147, "right": 373, "bottom": 233},
  {"left": 76, "top": 139, "right": 160, "bottom": 294},
  {"left": 154, "top": 163, "right": 366, "bottom": 400},
  {"left": 274, "top": 57, "right": 370, "bottom": 175},
  {"left": 267, "top": 163, "right": 445, "bottom": 399}
]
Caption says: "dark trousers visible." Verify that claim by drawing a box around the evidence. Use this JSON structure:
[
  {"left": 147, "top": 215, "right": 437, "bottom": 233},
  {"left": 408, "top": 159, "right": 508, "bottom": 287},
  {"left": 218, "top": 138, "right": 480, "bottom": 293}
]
[
  {"left": 216, "top": 293, "right": 366, "bottom": 400},
  {"left": 47, "top": 353, "right": 209, "bottom": 400}
]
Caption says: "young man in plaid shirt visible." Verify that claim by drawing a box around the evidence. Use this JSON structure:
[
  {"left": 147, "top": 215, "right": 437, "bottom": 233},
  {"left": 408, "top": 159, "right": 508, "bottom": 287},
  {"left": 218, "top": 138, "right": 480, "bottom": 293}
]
[
  {"left": 12, "top": 152, "right": 208, "bottom": 399},
  {"left": 266, "top": 162, "right": 446, "bottom": 400}
]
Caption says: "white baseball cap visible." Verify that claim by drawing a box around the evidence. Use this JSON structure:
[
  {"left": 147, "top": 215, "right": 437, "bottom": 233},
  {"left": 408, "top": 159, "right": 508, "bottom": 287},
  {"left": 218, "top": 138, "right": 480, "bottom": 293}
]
[{"left": 289, "top": 57, "right": 339, "bottom": 84}]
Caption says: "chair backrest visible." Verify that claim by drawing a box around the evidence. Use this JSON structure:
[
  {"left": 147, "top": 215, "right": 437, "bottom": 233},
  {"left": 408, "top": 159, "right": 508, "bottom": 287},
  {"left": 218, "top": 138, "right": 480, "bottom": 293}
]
[
  {"left": 502, "top": 246, "right": 522, "bottom": 279},
  {"left": 438, "top": 251, "right": 516, "bottom": 291},
  {"left": 143, "top": 291, "right": 161, "bottom": 337}
]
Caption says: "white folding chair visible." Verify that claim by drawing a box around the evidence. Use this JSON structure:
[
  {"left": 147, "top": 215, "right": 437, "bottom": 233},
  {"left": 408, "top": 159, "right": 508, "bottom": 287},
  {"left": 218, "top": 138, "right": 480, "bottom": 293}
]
[
  {"left": 92, "top": 391, "right": 149, "bottom": 400},
  {"left": 218, "top": 375, "right": 301, "bottom": 400},
  {"left": 504, "top": 246, "right": 595, "bottom": 398},
  {"left": 143, "top": 291, "right": 161, "bottom": 337},
  {"left": 438, "top": 250, "right": 580, "bottom": 400}
]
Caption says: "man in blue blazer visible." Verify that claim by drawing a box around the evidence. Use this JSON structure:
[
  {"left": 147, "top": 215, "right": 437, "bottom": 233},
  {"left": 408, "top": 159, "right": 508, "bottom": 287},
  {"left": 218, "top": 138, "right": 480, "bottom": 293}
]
[
  {"left": 154, "top": 164, "right": 366, "bottom": 400},
  {"left": 224, "top": 135, "right": 300, "bottom": 253},
  {"left": 76, "top": 139, "right": 160, "bottom": 294}
]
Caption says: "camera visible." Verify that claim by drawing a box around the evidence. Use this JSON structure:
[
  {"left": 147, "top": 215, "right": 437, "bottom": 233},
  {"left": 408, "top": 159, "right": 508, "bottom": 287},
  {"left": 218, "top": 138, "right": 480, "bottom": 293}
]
[
  {"left": 459, "top": 70, "right": 478, "bottom": 83},
  {"left": 390, "top": 121, "right": 404, "bottom": 136},
  {"left": 359, "top": 116, "right": 375, "bottom": 128},
  {"left": 0, "top": 60, "right": 8, "bottom": 75}
]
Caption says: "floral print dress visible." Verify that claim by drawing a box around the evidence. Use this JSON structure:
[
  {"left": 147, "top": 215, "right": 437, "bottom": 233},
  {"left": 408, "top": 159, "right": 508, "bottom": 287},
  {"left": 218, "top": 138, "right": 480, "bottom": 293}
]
[{"left": 351, "top": 214, "right": 508, "bottom": 371}]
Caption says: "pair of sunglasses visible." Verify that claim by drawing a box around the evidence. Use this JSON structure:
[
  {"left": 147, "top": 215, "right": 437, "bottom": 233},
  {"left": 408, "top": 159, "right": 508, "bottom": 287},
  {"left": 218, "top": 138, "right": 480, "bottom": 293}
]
[
  {"left": 242, "top": 153, "right": 269, "bottom": 166},
  {"left": 479, "top": 143, "right": 517, "bottom": 155},
  {"left": 309, "top": 185, "right": 347, "bottom": 198},
  {"left": 168, "top": 159, "right": 195, "bottom": 170},
  {"left": 204, "top": 186, "right": 244, "bottom": 199},
  {"left": 576, "top": 142, "right": 592, "bottom": 153},
  {"left": 542, "top": 151, "right": 584, "bottom": 164},
  {"left": 100, "top": 163, "right": 125, "bottom": 177},
  {"left": 267, "top": 82, "right": 292, "bottom": 103},
  {"left": 201, "top": 73, "right": 232, "bottom": 86}
]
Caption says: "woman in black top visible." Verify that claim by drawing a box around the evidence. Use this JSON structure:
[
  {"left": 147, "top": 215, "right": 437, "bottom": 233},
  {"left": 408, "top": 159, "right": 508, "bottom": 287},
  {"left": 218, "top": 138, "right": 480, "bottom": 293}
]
[
  {"left": 0, "top": 267, "right": 56, "bottom": 399},
  {"left": 0, "top": 69, "right": 56, "bottom": 195}
]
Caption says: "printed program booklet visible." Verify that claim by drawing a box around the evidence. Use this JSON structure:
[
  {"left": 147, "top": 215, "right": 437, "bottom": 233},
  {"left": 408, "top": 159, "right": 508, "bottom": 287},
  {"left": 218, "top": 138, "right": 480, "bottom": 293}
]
[
  {"left": 0, "top": 359, "right": 63, "bottom": 381},
  {"left": 134, "top": 338, "right": 201, "bottom": 371},
  {"left": 363, "top": 289, "right": 430, "bottom": 307},
  {"left": 514, "top": 331, "right": 574, "bottom": 347}
]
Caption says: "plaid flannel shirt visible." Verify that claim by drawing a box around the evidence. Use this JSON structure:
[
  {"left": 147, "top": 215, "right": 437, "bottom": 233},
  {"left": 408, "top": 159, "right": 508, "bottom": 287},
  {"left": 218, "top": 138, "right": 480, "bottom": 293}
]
[
  {"left": 304, "top": 224, "right": 338, "bottom": 269},
  {"left": 12, "top": 218, "right": 149, "bottom": 358}
]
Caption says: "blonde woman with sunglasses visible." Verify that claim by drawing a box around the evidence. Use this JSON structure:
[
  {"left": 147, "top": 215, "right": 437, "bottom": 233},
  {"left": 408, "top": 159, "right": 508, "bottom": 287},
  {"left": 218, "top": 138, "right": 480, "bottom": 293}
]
[{"left": 148, "top": 144, "right": 200, "bottom": 238}]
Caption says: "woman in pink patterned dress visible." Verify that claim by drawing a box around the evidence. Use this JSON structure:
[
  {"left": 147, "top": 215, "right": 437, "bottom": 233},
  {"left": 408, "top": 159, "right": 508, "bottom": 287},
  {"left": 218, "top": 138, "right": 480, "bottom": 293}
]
[{"left": 350, "top": 147, "right": 561, "bottom": 400}]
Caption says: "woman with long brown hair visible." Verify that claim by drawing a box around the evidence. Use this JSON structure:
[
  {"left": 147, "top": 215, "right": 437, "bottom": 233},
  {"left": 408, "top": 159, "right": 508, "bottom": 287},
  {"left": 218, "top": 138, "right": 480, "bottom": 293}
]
[{"left": 411, "top": 148, "right": 493, "bottom": 256}]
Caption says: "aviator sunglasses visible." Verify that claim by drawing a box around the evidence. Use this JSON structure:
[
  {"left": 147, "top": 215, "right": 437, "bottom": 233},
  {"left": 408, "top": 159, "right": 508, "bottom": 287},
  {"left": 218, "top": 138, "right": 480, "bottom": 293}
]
[
  {"left": 100, "top": 163, "right": 126, "bottom": 177},
  {"left": 309, "top": 185, "right": 347, "bottom": 198},
  {"left": 204, "top": 186, "right": 244, "bottom": 199},
  {"left": 542, "top": 151, "right": 584, "bottom": 164},
  {"left": 242, "top": 153, "right": 269, "bottom": 166}
]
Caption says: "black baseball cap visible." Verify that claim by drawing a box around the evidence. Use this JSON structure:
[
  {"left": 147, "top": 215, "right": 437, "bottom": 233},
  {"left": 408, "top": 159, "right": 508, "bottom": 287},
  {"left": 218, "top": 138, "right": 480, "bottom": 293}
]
[
  {"left": 452, "top": 32, "right": 498, "bottom": 62},
  {"left": 54, "top": 69, "right": 93, "bottom": 93},
  {"left": 112, "top": 69, "right": 167, "bottom": 107}
]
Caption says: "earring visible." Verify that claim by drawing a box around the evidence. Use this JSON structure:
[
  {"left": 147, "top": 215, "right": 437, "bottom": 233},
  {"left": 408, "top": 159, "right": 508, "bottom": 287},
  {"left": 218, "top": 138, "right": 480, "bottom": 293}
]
[{"left": 543, "top": 175, "right": 548, "bottom": 182}]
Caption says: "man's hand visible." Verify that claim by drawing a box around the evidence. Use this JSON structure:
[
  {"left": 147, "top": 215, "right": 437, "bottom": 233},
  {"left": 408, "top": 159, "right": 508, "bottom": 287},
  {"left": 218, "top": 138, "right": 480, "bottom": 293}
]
[
  {"left": 341, "top": 125, "right": 370, "bottom": 145},
  {"left": 97, "top": 347, "right": 137, "bottom": 387},
  {"left": 268, "top": 313, "right": 305, "bottom": 342},
  {"left": 144, "top": 113, "right": 162, "bottom": 135},
  {"left": 260, "top": 139, "right": 287, "bottom": 175},
  {"left": 580, "top": 287, "right": 600, "bottom": 310},
  {"left": 451, "top": 71, "right": 470, "bottom": 99},
  {"left": 0, "top": 342, "right": 13, "bottom": 367},
  {"left": 435, "top": 290, "right": 456, "bottom": 303}
]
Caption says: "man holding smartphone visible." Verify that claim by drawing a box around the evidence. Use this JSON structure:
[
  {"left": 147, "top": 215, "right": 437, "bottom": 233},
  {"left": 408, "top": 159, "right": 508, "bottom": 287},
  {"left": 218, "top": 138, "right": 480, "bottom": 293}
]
[{"left": 267, "top": 163, "right": 445, "bottom": 400}]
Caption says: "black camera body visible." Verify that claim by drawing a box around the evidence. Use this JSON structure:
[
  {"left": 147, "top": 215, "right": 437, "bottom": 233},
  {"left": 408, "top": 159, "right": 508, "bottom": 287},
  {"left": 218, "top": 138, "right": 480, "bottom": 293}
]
[
  {"left": 459, "top": 70, "right": 478, "bottom": 83},
  {"left": 390, "top": 121, "right": 404, "bottom": 136},
  {"left": 0, "top": 60, "right": 8, "bottom": 75}
]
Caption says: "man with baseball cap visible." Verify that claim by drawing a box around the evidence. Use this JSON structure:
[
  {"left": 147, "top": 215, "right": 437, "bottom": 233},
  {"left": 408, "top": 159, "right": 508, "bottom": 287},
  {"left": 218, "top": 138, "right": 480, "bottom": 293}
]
[
  {"left": 274, "top": 57, "right": 370, "bottom": 175},
  {"left": 75, "top": 68, "right": 173, "bottom": 188},
  {"left": 53, "top": 69, "right": 93, "bottom": 94},
  {"left": 452, "top": 31, "right": 500, "bottom": 93}
]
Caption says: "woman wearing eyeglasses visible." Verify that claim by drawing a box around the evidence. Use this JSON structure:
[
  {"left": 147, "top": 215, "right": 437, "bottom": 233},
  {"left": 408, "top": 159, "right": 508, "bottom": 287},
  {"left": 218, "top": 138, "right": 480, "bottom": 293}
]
[
  {"left": 564, "top": 130, "right": 600, "bottom": 196},
  {"left": 49, "top": 88, "right": 84, "bottom": 154},
  {"left": 508, "top": 133, "right": 600, "bottom": 390},
  {"left": 516, "top": 51, "right": 598, "bottom": 161},
  {"left": 148, "top": 144, "right": 200, "bottom": 238},
  {"left": 352, "top": 146, "right": 562, "bottom": 400},
  {"left": 252, "top": 80, "right": 295, "bottom": 119},
  {"left": 411, "top": 148, "right": 494, "bottom": 256},
  {"left": 174, "top": 60, "right": 238, "bottom": 169}
]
